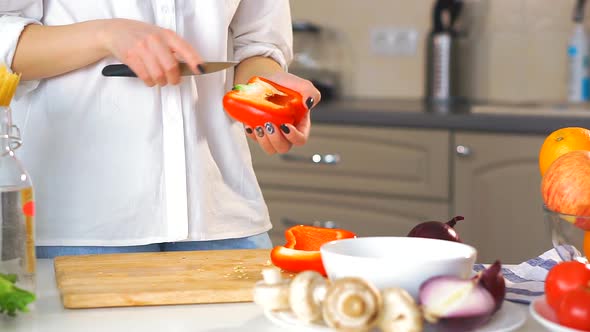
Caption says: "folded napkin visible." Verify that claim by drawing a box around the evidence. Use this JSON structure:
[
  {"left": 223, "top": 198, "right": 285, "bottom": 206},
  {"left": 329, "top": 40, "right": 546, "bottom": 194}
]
[{"left": 472, "top": 248, "right": 562, "bottom": 305}]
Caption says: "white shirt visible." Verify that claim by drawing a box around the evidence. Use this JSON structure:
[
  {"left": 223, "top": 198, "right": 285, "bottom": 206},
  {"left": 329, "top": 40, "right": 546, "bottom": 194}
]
[{"left": 0, "top": 0, "right": 293, "bottom": 246}]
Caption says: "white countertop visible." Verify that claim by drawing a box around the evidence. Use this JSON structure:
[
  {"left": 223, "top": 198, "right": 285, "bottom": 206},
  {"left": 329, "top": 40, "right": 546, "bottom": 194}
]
[{"left": 2, "top": 259, "right": 548, "bottom": 332}]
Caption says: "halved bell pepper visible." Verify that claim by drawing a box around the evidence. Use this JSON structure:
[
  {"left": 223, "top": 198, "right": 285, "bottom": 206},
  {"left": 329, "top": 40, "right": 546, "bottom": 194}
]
[
  {"left": 222, "top": 76, "right": 308, "bottom": 128},
  {"left": 270, "top": 225, "right": 356, "bottom": 276}
]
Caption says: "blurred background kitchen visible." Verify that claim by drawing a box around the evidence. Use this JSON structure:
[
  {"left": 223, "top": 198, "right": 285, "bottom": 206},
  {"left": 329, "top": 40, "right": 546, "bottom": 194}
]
[
  {"left": 251, "top": 0, "right": 590, "bottom": 265},
  {"left": 289, "top": 0, "right": 586, "bottom": 103}
]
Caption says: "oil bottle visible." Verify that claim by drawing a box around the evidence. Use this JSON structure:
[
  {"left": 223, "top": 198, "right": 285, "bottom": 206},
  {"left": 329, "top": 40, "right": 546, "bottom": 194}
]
[{"left": 0, "top": 104, "right": 36, "bottom": 294}]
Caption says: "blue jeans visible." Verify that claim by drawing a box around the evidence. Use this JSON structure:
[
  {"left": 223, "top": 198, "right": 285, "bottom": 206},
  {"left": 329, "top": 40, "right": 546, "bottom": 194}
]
[{"left": 36, "top": 232, "right": 273, "bottom": 259}]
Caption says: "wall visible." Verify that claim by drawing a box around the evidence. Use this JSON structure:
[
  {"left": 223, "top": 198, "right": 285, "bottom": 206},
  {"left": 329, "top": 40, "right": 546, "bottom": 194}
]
[
  {"left": 457, "top": 0, "right": 583, "bottom": 103},
  {"left": 290, "top": 0, "right": 434, "bottom": 99},
  {"left": 290, "top": 0, "right": 589, "bottom": 103}
]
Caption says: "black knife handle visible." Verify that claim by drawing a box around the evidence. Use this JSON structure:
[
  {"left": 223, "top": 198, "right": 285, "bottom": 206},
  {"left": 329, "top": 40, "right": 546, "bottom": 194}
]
[{"left": 102, "top": 64, "right": 138, "bottom": 77}]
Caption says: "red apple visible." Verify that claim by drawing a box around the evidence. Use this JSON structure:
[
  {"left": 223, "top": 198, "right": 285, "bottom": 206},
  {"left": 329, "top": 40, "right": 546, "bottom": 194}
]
[{"left": 542, "top": 150, "right": 590, "bottom": 230}]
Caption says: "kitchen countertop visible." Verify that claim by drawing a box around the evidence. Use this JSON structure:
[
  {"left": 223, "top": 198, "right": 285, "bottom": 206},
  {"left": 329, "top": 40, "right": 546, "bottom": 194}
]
[
  {"left": 2, "top": 259, "right": 548, "bottom": 332},
  {"left": 312, "top": 98, "right": 590, "bottom": 134}
]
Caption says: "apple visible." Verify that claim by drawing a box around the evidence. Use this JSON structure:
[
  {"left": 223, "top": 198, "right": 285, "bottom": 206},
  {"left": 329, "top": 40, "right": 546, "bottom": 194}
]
[{"left": 542, "top": 150, "right": 590, "bottom": 230}]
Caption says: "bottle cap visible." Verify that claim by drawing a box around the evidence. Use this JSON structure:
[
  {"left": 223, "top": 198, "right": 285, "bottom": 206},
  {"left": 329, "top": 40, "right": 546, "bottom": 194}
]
[{"left": 574, "top": 0, "right": 586, "bottom": 23}]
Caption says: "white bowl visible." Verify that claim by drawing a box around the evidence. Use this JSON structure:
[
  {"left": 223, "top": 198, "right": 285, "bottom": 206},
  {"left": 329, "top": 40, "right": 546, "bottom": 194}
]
[{"left": 320, "top": 236, "right": 477, "bottom": 298}]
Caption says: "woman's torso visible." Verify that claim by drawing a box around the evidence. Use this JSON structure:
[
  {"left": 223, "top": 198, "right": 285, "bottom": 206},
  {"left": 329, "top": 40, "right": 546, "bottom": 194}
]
[{"left": 10, "top": 0, "right": 272, "bottom": 246}]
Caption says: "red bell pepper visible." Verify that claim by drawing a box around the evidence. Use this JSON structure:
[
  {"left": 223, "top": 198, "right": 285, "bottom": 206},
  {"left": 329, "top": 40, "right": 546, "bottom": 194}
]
[
  {"left": 270, "top": 225, "right": 356, "bottom": 276},
  {"left": 222, "top": 76, "right": 308, "bottom": 128}
]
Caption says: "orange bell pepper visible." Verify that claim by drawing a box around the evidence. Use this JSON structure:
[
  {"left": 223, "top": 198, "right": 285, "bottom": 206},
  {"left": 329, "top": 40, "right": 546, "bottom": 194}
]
[
  {"left": 222, "top": 76, "right": 308, "bottom": 128},
  {"left": 270, "top": 225, "right": 356, "bottom": 276}
]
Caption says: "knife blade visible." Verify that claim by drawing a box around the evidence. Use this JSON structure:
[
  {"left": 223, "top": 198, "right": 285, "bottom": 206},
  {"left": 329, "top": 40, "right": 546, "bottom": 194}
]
[{"left": 101, "top": 61, "right": 239, "bottom": 77}]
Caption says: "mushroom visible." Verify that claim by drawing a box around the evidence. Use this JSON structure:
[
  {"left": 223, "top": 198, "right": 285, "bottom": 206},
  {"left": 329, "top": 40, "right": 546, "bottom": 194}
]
[
  {"left": 378, "top": 288, "right": 423, "bottom": 332},
  {"left": 322, "top": 277, "right": 382, "bottom": 331},
  {"left": 252, "top": 267, "right": 290, "bottom": 311},
  {"left": 289, "top": 270, "right": 328, "bottom": 323}
]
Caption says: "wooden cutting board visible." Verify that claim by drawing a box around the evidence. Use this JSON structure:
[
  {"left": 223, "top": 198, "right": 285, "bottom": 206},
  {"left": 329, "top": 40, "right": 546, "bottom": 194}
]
[{"left": 54, "top": 249, "right": 289, "bottom": 309}]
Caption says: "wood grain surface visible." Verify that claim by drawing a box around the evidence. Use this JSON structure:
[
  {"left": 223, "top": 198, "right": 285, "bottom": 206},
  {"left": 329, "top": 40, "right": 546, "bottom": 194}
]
[{"left": 54, "top": 249, "right": 289, "bottom": 309}]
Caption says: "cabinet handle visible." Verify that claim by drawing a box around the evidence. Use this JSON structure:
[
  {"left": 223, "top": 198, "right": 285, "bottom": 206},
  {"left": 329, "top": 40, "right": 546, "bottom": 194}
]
[
  {"left": 455, "top": 145, "right": 472, "bottom": 157},
  {"left": 280, "top": 153, "right": 341, "bottom": 165},
  {"left": 281, "top": 218, "right": 338, "bottom": 229}
]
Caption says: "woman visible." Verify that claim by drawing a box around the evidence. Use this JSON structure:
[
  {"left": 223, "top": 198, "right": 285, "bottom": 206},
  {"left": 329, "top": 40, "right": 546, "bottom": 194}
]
[{"left": 0, "top": 1, "right": 320, "bottom": 258}]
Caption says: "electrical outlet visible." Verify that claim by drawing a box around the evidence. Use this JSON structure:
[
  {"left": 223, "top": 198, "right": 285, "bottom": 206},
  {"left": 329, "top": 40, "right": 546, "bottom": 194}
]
[{"left": 370, "top": 27, "right": 418, "bottom": 56}]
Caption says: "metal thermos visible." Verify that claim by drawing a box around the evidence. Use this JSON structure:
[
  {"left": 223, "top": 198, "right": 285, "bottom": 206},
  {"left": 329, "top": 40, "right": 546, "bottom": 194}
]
[
  {"left": 426, "top": 32, "right": 453, "bottom": 100},
  {"left": 425, "top": 0, "right": 462, "bottom": 102}
]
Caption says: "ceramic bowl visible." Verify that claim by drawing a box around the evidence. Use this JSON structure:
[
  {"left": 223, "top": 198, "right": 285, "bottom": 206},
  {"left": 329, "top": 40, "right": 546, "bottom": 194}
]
[{"left": 320, "top": 236, "right": 477, "bottom": 298}]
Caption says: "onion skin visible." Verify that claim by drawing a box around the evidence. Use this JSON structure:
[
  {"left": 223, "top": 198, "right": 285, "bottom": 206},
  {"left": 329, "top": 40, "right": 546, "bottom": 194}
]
[
  {"left": 419, "top": 275, "right": 495, "bottom": 332},
  {"left": 407, "top": 216, "right": 464, "bottom": 243},
  {"left": 476, "top": 260, "right": 506, "bottom": 313}
]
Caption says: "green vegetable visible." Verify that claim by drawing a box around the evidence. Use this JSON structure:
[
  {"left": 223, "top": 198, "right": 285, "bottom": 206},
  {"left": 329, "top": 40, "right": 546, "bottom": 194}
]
[{"left": 0, "top": 273, "right": 36, "bottom": 316}]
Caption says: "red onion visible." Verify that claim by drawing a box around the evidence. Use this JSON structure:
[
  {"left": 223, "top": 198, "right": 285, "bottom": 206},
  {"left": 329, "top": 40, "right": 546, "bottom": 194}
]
[
  {"left": 419, "top": 275, "right": 495, "bottom": 331},
  {"left": 407, "top": 216, "right": 464, "bottom": 242},
  {"left": 474, "top": 260, "right": 506, "bottom": 313}
]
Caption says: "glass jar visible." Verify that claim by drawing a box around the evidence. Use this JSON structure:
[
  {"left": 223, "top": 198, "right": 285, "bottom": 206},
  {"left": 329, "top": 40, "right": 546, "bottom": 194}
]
[
  {"left": 290, "top": 21, "right": 343, "bottom": 101},
  {"left": 0, "top": 105, "right": 36, "bottom": 293},
  {"left": 544, "top": 205, "right": 589, "bottom": 264}
]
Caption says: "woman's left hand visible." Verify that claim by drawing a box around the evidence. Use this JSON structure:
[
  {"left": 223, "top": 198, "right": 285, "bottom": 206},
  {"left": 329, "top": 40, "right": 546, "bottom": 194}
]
[{"left": 244, "top": 71, "right": 321, "bottom": 155}]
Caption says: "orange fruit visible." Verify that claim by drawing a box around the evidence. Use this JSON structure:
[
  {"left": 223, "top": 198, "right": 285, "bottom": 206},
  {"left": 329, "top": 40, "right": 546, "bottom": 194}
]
[
  {"left": 539, "top": 127, "right": 590, "bottom": 176},
  {"left": 585, "top": 231, "right": 590, "bottom": 259}
]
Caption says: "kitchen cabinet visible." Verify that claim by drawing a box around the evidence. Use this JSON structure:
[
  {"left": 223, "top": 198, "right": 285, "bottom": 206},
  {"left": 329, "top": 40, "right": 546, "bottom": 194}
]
[
  {"left": 250, "top": 125, "right": 450, "bottom": 199},
  {"left": 452, "top": 132, "right": 550, "bottom": 264},
  {"left": 249, "top": 124, "right": 452, "bottom": 246},
  {"left": 262, "top": 188, "right": 449, "bottom": 246},
  {"left": 249, "top": 124, "right": 551, "bottom": 264}
]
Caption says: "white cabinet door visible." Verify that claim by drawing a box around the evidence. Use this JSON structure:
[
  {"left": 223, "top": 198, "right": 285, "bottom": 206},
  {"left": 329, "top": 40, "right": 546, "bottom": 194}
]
[
  {"left": 263, "top": 188, "right": 450, "bottom": 247},
  {"left": 250, "top": 125, "right": 450, "bottom": 200},
  {"left": 453, "top": 132, "right": 549, "bottom": 264}
]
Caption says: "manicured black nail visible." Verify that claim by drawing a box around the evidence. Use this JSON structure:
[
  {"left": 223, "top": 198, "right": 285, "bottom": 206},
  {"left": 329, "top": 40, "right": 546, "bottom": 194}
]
[
  {"left": 306, "top": 97, "right": 314, "bottom": 110},
  {"left": 280, "top": 124, "right": 290, "bottom": 134},
  {"left": 255, "top": 126, "right": 264, "bottom": 137},
  {"left": 197, "top": 64, "right": 205, "bottom": 74},
  {"left": 245, "top": 127, "right": 253, "bottom": 134},
  {"left": 265, "top": 122, "right": 275, "bottom": 134}
]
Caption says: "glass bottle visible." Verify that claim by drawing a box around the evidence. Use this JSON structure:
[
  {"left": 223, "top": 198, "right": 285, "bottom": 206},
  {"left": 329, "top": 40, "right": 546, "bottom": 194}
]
[{"left": 0, "top": 105, "right": 36, "bottom": 293}]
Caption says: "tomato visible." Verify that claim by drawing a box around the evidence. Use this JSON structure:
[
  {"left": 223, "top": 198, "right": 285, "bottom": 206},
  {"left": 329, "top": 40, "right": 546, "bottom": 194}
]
[
  {"left": 545, "top": 261, "right": 590, "bottom": 311},
  {"left": 557, "top": 286, "right": 590, "bottom": 331}
]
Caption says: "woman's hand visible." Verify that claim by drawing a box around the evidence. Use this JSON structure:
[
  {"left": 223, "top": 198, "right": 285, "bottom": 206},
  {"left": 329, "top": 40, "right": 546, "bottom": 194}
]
[
  {"left": 100, "top": 19, "right": 202, "bottom": 87},
  {"left": 244, "top": 72, "right": 321, "bottom": 155}
]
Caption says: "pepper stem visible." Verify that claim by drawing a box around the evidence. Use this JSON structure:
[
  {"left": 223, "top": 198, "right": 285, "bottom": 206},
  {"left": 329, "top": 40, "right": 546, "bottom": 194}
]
[
  {"left": 446, "top": 216, "right": 465, "bottom": 228},
  {"left": 232, "top": 84, "right": 248, "bottom": 91}
]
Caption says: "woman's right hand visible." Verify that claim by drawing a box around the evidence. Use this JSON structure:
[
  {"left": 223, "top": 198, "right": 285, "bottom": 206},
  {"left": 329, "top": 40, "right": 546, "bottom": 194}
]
[{"left": 99, "top": 19, "right": 202, "bottom": 87}]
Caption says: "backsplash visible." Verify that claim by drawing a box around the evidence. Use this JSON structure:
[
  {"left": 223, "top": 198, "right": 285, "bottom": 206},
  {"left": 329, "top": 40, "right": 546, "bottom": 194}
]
[
  {"left": 290, "top": 0, "right": 590, "bottom": 103},
  {"left": 290, "top": 0, "right": 433, "bottom": 99}
]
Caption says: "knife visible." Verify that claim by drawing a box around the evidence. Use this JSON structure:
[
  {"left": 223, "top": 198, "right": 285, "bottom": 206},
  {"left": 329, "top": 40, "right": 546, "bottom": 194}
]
[{"left": 101, "top": 61, "right": 239, "bottom": 77}]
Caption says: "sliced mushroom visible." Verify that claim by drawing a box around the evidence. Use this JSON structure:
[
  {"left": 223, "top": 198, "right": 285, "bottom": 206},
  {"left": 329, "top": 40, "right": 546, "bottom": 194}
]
[
  {"left": 289, "top": 270, "right": 328, "bottom": 322},
  {"left": 253, "top": 267, "right": 290, "bottom": 311},
  {"left": 378, "top": 288, "right": 423, "bottom": 332},
  {"left": 322, "top": 277, "right": 382, "bottom": 331}
]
